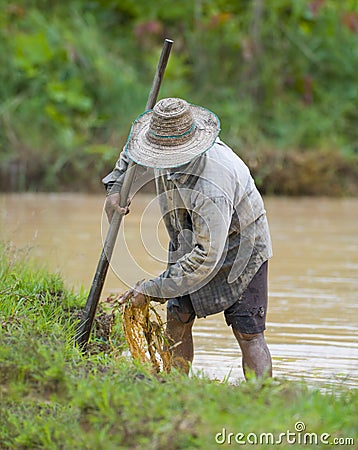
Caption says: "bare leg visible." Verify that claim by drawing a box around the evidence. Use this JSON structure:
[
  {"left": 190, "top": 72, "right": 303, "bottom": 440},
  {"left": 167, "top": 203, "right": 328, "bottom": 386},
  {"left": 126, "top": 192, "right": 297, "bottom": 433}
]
[
  {"left": 166, "top": 313, "right": 195, "bottom": 374},
  {"left": 233, "top": 330, "right": 272, "bottom": 380}
]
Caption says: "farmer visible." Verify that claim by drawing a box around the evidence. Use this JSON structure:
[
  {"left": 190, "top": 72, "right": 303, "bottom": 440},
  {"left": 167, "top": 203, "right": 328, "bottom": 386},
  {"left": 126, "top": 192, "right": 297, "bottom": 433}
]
[{"left": 103, "top": 98, "right": 273, "bottom": 379}]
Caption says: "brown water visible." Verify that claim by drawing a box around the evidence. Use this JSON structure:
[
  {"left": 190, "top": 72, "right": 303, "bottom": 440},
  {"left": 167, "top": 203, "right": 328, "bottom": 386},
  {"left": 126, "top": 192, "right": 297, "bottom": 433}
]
[{"left": 1, "top": 193, "right": 357, "bottom": 388}]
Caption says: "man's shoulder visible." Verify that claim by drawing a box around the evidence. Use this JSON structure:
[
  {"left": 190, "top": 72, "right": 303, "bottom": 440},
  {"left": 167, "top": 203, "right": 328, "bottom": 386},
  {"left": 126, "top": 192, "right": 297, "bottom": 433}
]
[
  {"left": 203, "top": 139, "right": 251, "bottom": 184},
  {"left": 207, "top": 139, "right": 249, "bottom": 169},
  {"left": 187, "top": 140, "right": 248, "bottom": 202}
]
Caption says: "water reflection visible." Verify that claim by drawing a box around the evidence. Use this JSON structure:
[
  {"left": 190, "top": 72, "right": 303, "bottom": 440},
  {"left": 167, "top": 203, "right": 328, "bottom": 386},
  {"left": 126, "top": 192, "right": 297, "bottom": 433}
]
[{"left": 1, "top": 194, "right": 357, "bottom": 387}]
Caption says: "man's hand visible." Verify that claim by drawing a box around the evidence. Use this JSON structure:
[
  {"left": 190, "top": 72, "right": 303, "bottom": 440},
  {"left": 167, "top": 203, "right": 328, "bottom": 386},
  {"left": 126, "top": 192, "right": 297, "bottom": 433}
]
[
  {"left": 118, "top": 280, "right": 149, "bottom": 308},
  {"left": 105, "top": 192, "right": 130, "bottom": 223}
]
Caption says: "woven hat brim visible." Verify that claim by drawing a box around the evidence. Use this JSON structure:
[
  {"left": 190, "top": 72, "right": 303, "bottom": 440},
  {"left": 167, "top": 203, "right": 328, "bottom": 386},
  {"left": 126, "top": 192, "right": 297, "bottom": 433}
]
[{"left": 125, "top": 104, "right": 220, "bottom": 169}]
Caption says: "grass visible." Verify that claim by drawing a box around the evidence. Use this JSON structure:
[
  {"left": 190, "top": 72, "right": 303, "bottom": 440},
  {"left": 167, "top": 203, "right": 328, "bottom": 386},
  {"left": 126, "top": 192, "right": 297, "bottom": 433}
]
[{"left": 0, "top": 244, "right": 357, "bottom": 449}]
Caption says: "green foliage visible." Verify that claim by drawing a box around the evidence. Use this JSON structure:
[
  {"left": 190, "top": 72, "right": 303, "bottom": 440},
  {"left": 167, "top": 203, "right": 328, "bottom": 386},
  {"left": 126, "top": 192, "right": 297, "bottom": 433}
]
[
  {"left": 0, "top": 0, "right": 357, "bottom": 193},
  {"left": 0, "top": 244, "right": 357, "bottom": 449}
]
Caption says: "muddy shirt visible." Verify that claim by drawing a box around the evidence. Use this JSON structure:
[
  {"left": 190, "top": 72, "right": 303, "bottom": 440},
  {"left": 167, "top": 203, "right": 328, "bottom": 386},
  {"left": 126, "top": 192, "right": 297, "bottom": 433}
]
[{"left": 103, "top": 138, "right": 272, "bottom": 318}]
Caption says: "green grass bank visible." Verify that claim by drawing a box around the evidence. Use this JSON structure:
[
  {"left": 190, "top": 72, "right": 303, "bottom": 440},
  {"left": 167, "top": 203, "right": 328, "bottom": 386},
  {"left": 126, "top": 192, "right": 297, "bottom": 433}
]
[{"left": 0, "top": 245, "right": 357, "bottom": 449}]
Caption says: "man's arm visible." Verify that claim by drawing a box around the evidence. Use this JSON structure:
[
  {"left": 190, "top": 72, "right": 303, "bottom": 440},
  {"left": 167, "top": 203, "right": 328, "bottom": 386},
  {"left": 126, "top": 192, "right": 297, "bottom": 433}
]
[
  {"left": 102, "top": 149, "right": 130, "bottom": 222},
  {"left": 103, "top": 149, "right": 150, "bottom": 222},
  {"left": 102, "top": 148, "right": 131, "bottom": 194},
  {"left": 140, "top": 194, "right": 233, "bottom": 299}
]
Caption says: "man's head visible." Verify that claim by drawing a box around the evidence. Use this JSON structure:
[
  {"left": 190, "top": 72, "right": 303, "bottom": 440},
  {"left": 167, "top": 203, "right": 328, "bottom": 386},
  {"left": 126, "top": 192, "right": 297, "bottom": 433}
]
[{"left": 125, "top": 98, "right": 220, "bottom": 169}]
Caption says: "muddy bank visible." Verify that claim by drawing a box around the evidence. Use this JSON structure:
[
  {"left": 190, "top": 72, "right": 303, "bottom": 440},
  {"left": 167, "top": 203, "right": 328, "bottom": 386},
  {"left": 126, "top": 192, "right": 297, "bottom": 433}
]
[
  {"left": 242, "top": 147, "right": 358, "bottom": 196},
  {"left": 1, "top": 148, "right": 357, "bottom": 196}
]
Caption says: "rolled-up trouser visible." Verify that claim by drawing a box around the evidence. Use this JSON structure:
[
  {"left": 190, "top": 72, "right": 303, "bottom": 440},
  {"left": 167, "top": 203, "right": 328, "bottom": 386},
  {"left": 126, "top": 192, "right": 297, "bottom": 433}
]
[{"left": 167, "top": 261, "right": 268, "bottom": 335}]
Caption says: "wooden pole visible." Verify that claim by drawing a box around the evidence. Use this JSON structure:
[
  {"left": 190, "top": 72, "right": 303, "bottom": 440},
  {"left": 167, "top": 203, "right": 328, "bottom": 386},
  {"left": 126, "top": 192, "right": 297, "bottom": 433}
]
[{"left": 75, "top": 39, "right": 173, "bottom": 350}]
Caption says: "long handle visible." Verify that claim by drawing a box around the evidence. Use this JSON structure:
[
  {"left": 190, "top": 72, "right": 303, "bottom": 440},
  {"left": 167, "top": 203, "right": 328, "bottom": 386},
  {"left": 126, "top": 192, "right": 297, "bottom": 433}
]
[{"left": 75, "top": 39, "right": 173, "bottom": 350}]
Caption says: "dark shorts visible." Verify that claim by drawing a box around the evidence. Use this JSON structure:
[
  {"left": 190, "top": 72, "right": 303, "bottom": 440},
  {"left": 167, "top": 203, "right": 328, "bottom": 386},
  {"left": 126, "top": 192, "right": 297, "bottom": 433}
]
[{"left": 167, "top": 261, "right": 268, "bottom": 335}]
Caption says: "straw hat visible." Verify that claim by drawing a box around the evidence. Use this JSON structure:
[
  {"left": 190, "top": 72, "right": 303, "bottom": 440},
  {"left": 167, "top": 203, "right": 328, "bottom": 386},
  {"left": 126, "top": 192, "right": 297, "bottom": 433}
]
[{"left": 125, "top": 98, "right": 220, "bottom": 169}]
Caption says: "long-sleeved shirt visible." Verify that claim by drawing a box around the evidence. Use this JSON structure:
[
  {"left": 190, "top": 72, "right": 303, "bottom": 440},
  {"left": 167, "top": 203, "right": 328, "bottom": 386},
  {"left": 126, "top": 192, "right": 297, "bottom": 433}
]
[{"left": 103, "top": 138, "right": 272, "bottom": 318}]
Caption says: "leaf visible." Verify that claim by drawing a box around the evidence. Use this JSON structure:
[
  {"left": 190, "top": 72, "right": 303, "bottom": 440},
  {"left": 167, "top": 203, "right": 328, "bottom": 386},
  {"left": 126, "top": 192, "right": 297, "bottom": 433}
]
[{"left": 13, "top": 32, "right": 53, "bottom": 73}]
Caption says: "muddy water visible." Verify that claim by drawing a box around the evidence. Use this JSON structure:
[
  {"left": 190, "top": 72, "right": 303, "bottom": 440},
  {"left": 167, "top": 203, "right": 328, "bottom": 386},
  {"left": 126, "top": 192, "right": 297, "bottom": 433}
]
[{"left": 1, "top": 193, "right": 357, "bottom": 387}]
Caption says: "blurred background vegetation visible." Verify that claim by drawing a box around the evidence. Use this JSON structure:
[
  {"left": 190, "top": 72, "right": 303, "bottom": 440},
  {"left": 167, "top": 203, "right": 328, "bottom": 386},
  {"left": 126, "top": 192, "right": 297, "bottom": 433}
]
[{"left": 0, "top": 0, "right": 357, "bottom": 194}]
